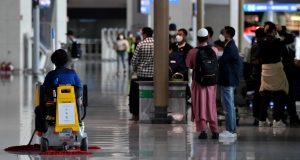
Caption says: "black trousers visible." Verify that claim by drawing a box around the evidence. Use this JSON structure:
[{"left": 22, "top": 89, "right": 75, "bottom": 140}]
[
  {"left": 128, "top": 52, "right": 133, "bottom": 66},
  {"left": 129, "top": 77, "right": 153, "bottom": 117},
  {"left": 284, "top": 73, "right": 297, "bottom": 116},
  {"left": 260, "top": 90, "right": 285, "bottom": 122},
  {"left": 252, "top": 79, "right": 262, "bottom": 118}
]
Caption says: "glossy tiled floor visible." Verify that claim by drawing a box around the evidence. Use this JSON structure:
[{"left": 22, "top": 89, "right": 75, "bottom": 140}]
[{"left": 1, "top": 61, "right": 300, "bottom": 160}]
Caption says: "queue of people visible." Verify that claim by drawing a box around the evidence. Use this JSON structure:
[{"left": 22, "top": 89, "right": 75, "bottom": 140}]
[{"left": 128, "top": 21, "right": 300, "bottom": 140}]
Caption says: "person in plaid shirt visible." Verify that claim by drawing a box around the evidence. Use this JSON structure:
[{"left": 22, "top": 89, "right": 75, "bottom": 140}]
[
  {"left": 129, "top": 27, "right": 154, "bottom": 121},
  {"left": 131, "top": 27, "right": 154, "bottom": 79}
]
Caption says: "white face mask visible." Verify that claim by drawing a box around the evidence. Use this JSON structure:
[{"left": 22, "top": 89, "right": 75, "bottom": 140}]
[
  {"left": 129, "top": 34, "right": 133, "bottom": 38},
  {"left": 219, "top": 34, "right": 225, "bottom": 42},
  {"left": 169, "top": 31, "right": 177, "bottom": 36},
  {"left": 176, "top": 35, "right": 183, "bottom": 42},
  {"left": 119, "top": 35, "right": 124, "bottom": 39}
]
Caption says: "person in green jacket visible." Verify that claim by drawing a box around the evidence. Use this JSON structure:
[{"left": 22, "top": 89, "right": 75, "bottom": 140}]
[{"left": 127, "top": 32, "right": 135, "bottom": 69}]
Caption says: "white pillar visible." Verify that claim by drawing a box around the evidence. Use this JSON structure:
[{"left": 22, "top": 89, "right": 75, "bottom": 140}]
[
  {"left": 268, "top": 0, "right": 274, "bottom": 22},
  {"left": 230, "top": 0, "right": 239, "bottom": 47},
  {"left": 33, "top": 0, "right": 40, "bottom": 75},
  {"left": 53, "top": 0, "right": 67, "bottom": 50},
  {"left": 126, "top": 0, "right": 133, "bottom": 31}
]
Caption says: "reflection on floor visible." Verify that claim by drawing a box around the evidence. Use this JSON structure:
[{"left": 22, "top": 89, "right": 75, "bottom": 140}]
[{"left": 1, "top": 61, "right": 300, "bottom": 160}]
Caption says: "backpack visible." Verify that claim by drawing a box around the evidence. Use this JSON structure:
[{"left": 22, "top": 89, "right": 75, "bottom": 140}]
[
  {"left": 169, "top": 51, "right": 186, "bottom": 73},
  {"left": 194, "top": 45, "right": 218, "bottom": 86},
  {"left": 71, "top": 40, "right": 82, "bottom": 58}
]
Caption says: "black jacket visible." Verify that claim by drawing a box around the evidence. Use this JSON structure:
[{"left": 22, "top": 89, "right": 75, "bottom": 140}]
[
  {"left": 257, "top": 31, "right": 294, "bottom": 64},
  {"left": 218, "top": 40, "right": 240, "bottom": 86},
  {"left": 282, "top": 45, "right": 296, "bottom": 80},
  {"left": 251, "top": 42, "right": 262, "bottom": 80},
  {"left": 169, "top": 42, "right": 193, "bottom": 59}
]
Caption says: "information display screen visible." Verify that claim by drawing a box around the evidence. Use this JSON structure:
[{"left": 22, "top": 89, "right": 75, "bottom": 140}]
[
  {"left": 140, "top": 0, "right": 180, "bottom": 14},
  {"left": 244, "top": 3, "right": 299, "bottom": 12},
  {"left": 150, "top": 0, "right": 179, "bottom": 4},
  {"left": 39, "top": 0, "right": 51, "bottom": 8}
]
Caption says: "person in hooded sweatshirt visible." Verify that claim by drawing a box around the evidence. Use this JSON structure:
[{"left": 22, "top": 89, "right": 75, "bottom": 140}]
[{"left": 257, "top": 22, "right": 294, "bottom": 128}]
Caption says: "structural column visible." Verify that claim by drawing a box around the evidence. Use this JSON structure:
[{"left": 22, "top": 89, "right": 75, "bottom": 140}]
[
  {"left": 197, "top": 0, "right": 204, "bottom": 30},
  {"left": 238, "top": 0, "right": 244, "bottom": 53},
  {"left": 126, "top": 0, "right": 133, "bottom": 31},
  {"left": 230, "top": 0, "right": 239, "bottom": 47},
  {"left": 268, "top": 0, "right": 274, "bottom": 22},
  {"left": 33, "top": 0, "right": 40, "bottom": 75},
  {"left": 153, "top": 0, "right": 169, "bottom": 123}
]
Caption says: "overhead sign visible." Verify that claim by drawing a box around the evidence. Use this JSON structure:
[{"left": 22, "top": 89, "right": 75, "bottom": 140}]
[
  {"left": 141, "top": 0, "right": 179, "bottom": 15},
  {"left": 140, "top": 0, "right": 151, "bottom": 14},
  {"left": 150, "top": 0, "right": 180, "bottom": 5},
  {"left": 244, "top": 3, "right": 298, "bottom": 12}
]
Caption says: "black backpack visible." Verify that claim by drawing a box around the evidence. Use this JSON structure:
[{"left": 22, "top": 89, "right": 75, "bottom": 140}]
[
  {"left": 71, "top": 40, "right": 82, "bottom": 58},
  {"left": 194, "top": 45, "right": 218, "bottom": 86}
]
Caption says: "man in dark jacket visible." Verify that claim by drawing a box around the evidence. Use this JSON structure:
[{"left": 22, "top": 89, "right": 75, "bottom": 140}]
[
  {"left": 279, "top": 26, "right": 300, "bottom": 124},
  {"left": 251, "top": 28, "right": 264, "bottom": 125},
  {"left": 218, "top": 26, "right": 240, "bottom": 138},
  {"left": 169, "top": 28, "right": 193, "bottom": 101}
]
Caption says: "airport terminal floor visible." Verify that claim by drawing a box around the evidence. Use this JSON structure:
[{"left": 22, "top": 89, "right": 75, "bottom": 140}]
[{"left": 1, "top": 60, "right": 300, "bottom": 160}]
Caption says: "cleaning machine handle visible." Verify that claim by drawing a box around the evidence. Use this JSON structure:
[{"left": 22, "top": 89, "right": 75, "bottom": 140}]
[{"left": 81, "top": 85, "right": 88, "bottom": 120}]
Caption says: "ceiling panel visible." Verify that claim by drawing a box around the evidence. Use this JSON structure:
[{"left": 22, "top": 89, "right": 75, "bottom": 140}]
[{"left": 67, "top": 0, "right": 126, "bottom": 8}]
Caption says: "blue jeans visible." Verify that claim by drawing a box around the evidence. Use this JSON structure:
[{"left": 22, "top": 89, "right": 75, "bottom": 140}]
[
  {"left": 221, "top": 86, "right": 236, "bottom": 132},
  {"left": 117, "top": 50, "right": 126, "bottom": 71}
]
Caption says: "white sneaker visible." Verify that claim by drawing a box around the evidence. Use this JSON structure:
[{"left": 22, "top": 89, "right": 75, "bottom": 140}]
[
  {"left": 219, "top": 137, "right": 237, "bottom": 144},
  {"left": 219, "top": 131, "right": 236, "bottom": 138},
  {"left": 273, "top": 120, "right": 286, "bottom": 128},
  {"left": 273, "top": 128, "right": 286, "bottom": 135},
  {"left": 258, "top": 121, "right": 271, "bottom": 127}
]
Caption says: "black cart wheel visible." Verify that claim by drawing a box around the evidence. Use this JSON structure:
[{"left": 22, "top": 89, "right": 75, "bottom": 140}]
[
  {"left": 218, "top": 120, "right": 222, "bottom": 126},
  {"left": 80, "top": 137, "right": 88, "bottom": 151},
  {"left": 40, "top": 138, "right": 48, "bottom": 152}
]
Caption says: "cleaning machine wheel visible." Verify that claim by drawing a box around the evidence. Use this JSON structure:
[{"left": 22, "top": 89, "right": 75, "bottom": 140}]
[
  {"left": 80, "top": 137, "right": 88, "bottom": 151},
  {"left": 41, "top": 138, "right": 49, "bottom": 152}
]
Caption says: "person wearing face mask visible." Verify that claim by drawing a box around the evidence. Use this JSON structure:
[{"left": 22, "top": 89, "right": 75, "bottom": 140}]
[
  {"left": 129, "top": 27, "right": 154, "bottom": 121},
  {"left": 214, "top": 30, "right": 226, "bottom": 51},
  {"left": 169, "top": 23, "right": 177, "bottom": 44},
  {"left": 257, "top": 23, "right": 294, "bottom": 128},
  {"left": 127, "top": 32, "right": 135, "bottom": 68},
  {"left": 134, "top": 28, "right": 143, "bottom": 48},
  {"left": 169, "top": 28, "right": 193, "bottom": 102},
  {"left": 116, "top": 33, "right": 129, "bottom": 75},
  {"left": 204, "top": 26, "right": 214, "bottom": 46},
  {"left": 218, "top": 26, "right": 240, "bottom": 138}
]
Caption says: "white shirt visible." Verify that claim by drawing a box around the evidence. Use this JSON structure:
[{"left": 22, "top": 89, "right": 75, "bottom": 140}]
[{"left": 116, "top": 39, "right": 129, "bottom": 51}]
